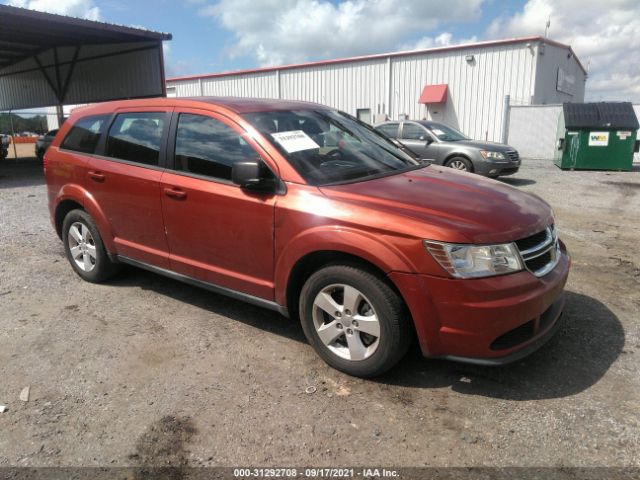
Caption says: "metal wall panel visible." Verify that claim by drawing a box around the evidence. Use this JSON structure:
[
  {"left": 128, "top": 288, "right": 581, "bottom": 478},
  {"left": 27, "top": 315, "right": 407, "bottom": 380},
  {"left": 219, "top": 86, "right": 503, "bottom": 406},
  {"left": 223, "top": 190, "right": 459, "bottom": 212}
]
[
  {"left": 508, "top": 104, "right": 562, "bottom": 159},
  {"left": 202, "top": 71, "right": 278, "bottom": 98},
  {"left": 280, "top": 59, "right": 388, "bottom": 116},
  {"left": 166, "top": 42, "right": 587, "bottom": 142},
  {"left": 533, "top": 43, "right": 586, "bottom": 104},
  {"left": 0, "top": 42, "right": 163, "bottom": 110},
  {"left": 389, "top": 44, "right": 537, "bottom": 141}
]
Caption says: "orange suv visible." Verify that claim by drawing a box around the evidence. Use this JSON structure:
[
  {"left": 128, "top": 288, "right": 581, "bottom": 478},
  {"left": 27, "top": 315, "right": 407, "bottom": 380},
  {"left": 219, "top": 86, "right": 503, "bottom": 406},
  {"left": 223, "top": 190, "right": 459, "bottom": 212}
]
[{"left": 45, "top": 97, "right": 570, "bottom": 377}]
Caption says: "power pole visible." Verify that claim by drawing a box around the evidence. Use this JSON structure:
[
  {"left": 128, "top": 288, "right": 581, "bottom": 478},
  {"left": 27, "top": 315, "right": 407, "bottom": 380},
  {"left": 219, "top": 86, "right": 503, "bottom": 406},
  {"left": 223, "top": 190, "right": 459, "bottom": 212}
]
[{"left": 545, "top": 18, "right": 551, "bottom": 37}]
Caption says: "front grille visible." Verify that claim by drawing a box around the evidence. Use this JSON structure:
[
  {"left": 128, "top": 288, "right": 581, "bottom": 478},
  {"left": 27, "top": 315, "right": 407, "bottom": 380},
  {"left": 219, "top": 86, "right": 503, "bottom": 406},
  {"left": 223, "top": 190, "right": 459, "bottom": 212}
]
[
  {"left": 515, "top": 230, "right": 548, "bottom": 251},
  {"left": 506, "top": 150, "right": 520, "bottom": 162},
  {"left": 514, "top": 225, "right": 559, "bottom": 277}
]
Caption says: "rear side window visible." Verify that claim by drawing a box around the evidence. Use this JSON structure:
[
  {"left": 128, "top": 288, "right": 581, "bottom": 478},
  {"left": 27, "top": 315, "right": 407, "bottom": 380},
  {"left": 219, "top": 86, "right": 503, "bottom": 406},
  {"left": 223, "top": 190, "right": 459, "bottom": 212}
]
[
  {"left": 174, "top": 113, "right": 256, "bottom": 181},
  {"left": 377, "top": 123, "right": 399, "bottom": 138},
  {"left": 61, "top": 116, "right": 108, "bottom": 154},
  {"left": 105, "top": 112, "right": 166, "bottom": 166}
]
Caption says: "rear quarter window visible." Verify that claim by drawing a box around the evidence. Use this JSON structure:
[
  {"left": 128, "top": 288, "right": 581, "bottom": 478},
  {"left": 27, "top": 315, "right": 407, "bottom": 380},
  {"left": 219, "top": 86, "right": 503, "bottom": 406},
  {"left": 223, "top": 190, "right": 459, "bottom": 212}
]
[{"left": 60, "top": 115, "right": 108, "bottom": 154}]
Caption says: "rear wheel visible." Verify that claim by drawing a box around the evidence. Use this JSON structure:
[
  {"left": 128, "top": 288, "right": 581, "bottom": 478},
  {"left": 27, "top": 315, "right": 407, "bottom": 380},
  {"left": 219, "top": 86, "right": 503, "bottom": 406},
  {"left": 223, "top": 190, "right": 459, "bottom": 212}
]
[
  {"left": 62, "top": 209, "right": 120, "bottom": 283},
  {"left": 299, "top": 265, "right": 412, "bottom": 377},
  {"left": 446, "top": 156, "right": 472, "bottom": 172}
]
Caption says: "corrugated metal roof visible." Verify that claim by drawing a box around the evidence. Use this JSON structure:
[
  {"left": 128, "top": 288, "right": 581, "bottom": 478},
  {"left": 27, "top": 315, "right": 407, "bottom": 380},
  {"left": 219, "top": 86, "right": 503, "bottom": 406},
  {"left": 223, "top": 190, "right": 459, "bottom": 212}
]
[
  {"left": 563, "top": 102, "right": 639, "bottom": 129},
  {"left": 0, "top": 4, "right": 171, "bottom": 70},
  {"left": 168, "top": 35, "right": 586, "bottom": 82}
]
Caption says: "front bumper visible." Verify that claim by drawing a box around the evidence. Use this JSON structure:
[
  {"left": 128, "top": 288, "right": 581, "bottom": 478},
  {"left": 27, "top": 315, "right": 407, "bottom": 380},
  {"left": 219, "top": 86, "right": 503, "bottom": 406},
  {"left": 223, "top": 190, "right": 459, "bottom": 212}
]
[
  {"left": 389, "top": 246, "right": 570, "bottom": 363},
  {"left": 475, "top": 159, "right": 521, "bottom": 177}
]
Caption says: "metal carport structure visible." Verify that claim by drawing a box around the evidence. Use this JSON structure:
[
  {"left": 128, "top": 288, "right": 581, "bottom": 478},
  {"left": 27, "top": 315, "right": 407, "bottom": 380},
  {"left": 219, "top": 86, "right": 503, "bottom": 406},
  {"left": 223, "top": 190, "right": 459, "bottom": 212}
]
[{"left": 0, "top": 4, "right": 172, "bottom": 123}]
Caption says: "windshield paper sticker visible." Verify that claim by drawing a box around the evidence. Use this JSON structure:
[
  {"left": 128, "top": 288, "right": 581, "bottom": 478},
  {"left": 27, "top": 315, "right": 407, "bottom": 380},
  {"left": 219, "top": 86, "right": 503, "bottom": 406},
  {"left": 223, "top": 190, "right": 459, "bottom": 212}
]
[
  {"left": 271, "top": 130, "right": 320, "bottom": 153},
  {"left": 432, "top": 129, "right": 445, "bottom": 136}
]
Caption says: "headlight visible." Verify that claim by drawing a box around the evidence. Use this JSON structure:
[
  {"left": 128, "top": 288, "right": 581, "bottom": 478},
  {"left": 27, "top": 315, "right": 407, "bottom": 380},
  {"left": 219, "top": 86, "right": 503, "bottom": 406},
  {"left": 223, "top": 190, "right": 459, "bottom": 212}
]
[
  {"left": 424, "top": 241, "right": 524, "bottom": 278},
  {"left": 480, "top": 150, "right": 505, "bottom": 160}
]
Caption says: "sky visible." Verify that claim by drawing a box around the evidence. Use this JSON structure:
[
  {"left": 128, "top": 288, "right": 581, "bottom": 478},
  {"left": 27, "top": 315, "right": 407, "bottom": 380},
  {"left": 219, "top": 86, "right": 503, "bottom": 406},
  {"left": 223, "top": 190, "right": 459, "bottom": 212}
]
[{"left": 4, "top": 0, "right": 640, "bottom": 102}]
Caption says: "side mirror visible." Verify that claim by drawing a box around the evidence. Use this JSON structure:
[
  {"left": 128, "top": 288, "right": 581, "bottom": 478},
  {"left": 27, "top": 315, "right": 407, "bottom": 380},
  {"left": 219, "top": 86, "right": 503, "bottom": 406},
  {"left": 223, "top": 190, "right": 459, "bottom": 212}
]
[{"left": 232, "top": 160, "right": 276, "bottom": 192}]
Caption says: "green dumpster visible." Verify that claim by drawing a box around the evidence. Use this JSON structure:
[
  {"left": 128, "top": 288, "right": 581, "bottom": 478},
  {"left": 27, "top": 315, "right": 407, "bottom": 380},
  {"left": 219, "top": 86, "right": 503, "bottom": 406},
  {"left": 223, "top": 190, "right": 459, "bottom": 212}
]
[{"left": 554, "top": 102, "right": 639, "bottom": 171}]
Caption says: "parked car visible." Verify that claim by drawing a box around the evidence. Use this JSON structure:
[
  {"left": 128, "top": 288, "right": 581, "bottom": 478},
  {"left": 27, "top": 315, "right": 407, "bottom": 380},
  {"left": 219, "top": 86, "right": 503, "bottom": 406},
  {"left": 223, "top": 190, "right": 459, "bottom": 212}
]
[
  {"left": 45, "top": 98, "right": 569, "bottom": 377},
  {"left": 0, "top": 134, "right": 9, "bottom": 159},
  {"left": 376, "top": 120, "right": 521, "bottom": 177},
  {"left": 35, "top": 129, "right": 58, "bottom": 161}
]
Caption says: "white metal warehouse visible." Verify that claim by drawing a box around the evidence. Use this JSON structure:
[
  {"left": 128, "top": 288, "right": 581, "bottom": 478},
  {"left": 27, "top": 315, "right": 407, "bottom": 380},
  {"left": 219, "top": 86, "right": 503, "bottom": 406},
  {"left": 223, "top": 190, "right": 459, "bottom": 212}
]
[{"left": 166, "top": 36, "right": 586, "bottom": 143}]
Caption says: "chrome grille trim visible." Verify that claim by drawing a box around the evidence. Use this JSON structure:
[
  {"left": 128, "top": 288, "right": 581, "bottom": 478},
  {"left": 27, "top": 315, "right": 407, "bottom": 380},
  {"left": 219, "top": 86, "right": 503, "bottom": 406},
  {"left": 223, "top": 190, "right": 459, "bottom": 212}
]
[
  {"left": 519, "top": 227, "right": 554, "bottom": 258},
  {"left": 505, "top": 150, "right": 520, "bottom": 162},
  {"left": 516, "top": 225, "right": 560, "bottom": 277}
]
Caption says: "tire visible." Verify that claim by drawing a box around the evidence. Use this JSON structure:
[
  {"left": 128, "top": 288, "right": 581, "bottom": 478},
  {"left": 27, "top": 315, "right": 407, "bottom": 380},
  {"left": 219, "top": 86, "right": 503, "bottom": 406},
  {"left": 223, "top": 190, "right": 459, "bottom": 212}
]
[
  {"left": 299, "top": 265, "right": 412, "bottom": 377},
  {"left": 62, "top": 209, "right": 120, "bottom": 283},
  {"left": 446, "top": 156, "right": 473, "bottom": 172}
]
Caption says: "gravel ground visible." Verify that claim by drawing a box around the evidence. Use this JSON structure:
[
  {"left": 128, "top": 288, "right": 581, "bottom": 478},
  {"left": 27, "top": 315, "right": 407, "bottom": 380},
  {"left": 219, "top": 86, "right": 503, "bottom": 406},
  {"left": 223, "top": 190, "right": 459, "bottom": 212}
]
[{"left": 0, "top": 157, "right": 639, "bottom": 468}]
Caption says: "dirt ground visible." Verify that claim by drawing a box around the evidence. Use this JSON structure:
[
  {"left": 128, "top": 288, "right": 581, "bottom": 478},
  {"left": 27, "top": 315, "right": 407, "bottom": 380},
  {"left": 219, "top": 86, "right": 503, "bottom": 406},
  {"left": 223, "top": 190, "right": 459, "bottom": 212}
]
[{"left": 0, "top": 156, "right": 639, "bottom": 469}]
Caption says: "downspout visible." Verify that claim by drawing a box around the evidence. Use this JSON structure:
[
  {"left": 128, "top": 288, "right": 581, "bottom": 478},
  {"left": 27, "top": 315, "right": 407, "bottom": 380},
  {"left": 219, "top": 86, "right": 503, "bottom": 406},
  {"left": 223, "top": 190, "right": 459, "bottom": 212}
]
[
  {"left": 386, "top": 56, "right": 392, "bottom": 120},
  {"left": 501, "top": 94, "right": 511, "bottom": 144}
]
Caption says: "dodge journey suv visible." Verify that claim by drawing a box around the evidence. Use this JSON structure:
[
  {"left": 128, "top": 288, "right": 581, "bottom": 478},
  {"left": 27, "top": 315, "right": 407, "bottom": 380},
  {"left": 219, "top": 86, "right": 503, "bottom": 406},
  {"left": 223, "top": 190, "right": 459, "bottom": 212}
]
[{"left": 45, "top": 97, "right": 570, "bottom": 377}]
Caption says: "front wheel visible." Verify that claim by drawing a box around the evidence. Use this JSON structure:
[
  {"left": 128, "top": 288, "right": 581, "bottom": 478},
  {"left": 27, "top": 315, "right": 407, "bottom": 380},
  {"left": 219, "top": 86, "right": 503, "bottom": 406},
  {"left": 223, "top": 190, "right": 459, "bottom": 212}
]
[
  {"left": 446, "top": 156, "right": 473, "bottom": 172},
  {"left": 299, "top": 265, "right": 412, "bottom": 377}
]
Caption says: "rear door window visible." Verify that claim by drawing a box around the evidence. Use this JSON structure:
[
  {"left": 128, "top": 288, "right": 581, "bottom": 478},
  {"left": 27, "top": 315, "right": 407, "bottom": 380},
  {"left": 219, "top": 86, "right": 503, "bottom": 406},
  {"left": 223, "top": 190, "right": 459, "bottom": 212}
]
[
  {"left": 105, "top": 112, "right": 166, "bottom": 166},
  {"left": 61, "top": 116, "right": 108, "bottom": 154},
  {"left": 173, "top": 113, "right": 256, "bottom": 181},
  {"left": 377, "top": 123, "right": 399, "bottom": 137}
]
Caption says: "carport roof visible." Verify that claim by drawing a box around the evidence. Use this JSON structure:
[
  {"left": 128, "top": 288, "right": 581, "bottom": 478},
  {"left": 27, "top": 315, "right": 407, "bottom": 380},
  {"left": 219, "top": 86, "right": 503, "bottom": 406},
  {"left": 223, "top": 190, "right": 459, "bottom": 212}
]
[{"left": 0, "top": 4, "right": 172, "bottom": 70}]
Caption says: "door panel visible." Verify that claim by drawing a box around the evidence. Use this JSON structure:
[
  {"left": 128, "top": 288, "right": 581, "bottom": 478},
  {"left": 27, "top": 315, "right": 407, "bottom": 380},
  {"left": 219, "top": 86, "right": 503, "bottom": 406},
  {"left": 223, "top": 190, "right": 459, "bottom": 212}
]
[
  {"left": 161, "top": 109, "right": 277, "bottom": 299},
  {"left": 86, "top": 109, "right": 171, "bottom": 268},
  {"left": 86, "top": 157, "right": 169, "bottom": 267},
  {"left": 399, "top": 123, "right": 433, "bottom": 160}
]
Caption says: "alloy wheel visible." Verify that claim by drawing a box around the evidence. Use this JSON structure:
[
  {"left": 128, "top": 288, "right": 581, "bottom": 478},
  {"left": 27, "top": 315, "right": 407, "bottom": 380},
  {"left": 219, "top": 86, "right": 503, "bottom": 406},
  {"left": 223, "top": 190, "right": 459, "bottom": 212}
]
[
  {"left": 312, "top": 283, "right": 381, "bottom": 361},
  {"left": 67, "top": 222, "right": 97, "bottom": 272},
  {"left": 449, "top": 160, "right": 468, "bottom": 170}
]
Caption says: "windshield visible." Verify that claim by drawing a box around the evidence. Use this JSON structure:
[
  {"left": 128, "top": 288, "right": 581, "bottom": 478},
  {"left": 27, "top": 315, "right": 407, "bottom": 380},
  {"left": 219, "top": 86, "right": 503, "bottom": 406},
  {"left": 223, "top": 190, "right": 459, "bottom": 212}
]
[
  {"left": 243, "top": 109, "right": 421, "bottom": 186},
  {"left": 426, "top": 123, "right": 469, "bottom": 142}
]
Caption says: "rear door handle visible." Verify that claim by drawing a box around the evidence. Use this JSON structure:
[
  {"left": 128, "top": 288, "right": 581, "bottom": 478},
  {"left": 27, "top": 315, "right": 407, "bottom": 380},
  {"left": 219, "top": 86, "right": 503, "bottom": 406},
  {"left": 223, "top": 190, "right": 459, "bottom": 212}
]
[
  {"left": 163, "top": 187, "right": 187, "bottom": 200},
  {"left": 88, "top": 170, "right": 105, "bottom": 182}
]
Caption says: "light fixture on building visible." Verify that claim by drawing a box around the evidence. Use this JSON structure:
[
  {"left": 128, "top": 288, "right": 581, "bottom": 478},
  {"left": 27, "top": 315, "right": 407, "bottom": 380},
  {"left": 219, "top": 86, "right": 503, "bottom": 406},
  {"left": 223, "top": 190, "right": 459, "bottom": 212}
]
[{"left": 465, "top": 54, "right": 475, "bottom": 63}]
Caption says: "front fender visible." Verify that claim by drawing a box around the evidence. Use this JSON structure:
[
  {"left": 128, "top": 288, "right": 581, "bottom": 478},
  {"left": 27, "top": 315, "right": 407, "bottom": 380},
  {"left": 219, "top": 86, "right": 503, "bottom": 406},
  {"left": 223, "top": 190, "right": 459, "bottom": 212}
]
[{"left": 274, "top": 226, "right": 417, "bottom": 306}]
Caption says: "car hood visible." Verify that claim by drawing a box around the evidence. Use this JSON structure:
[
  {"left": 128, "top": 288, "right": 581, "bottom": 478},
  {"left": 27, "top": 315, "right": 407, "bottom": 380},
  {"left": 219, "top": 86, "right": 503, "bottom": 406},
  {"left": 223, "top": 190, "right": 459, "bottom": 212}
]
[
  {"left": 451, "top": 139, "right": 515, "bottom": 152},
  {"left": 319, "top": 165, "right": 552, "bottom": 244}
]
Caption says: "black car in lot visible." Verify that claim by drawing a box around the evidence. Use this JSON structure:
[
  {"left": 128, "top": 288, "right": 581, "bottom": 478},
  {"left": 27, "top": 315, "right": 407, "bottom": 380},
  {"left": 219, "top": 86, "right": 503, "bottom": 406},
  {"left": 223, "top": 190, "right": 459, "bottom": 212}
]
[
  {"left": 1, "top": 134, "right": 9, "bottom": 160},
  {"left": 35, "top": 129, "right": 58, "bottom": 161}
]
